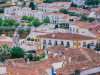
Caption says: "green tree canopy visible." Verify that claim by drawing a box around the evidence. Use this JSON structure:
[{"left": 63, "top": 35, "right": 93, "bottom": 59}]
[
  {"left": 0, "top": 44, "right": 11, "bottom": 61},
  {"left": 2, "top": 22, "right": 9, "bottom": 27},
  {"left": 28, "top": 16, "right": 34, "bottom": 21},
  {"left": 59, "top": 9, "right": 68, "bottom": 14},
  {"left": 14, "top": 23, "right": 20, "bottom": 27},
  {"left": 70, "top": 2, "right": 77, "bottom": 7},
  {"left": 29, "top": 2, "right": 35, "bottom": 10},
  {"left": 22, "top": 16, "right": 28, "bottom": 21},
  {"left": 18, "top": 28, "right": 24, "bottom": 34},
  {"left": 0, "top": 18, "right": 3, "bottom": 26},
  {"left": 25, "top": 53, "right": 33, "bottom": 61},
  {"left": 8, "top": 19, "right": 15, "bottom": 27},
  {"left": 11, "top": 47, "right": 25, "bottom": 58},
  {"left": 27, "top": 23, "right": 32, "bottom": 27},
  {"left": 85, "top": 0, "right": 100, "bottom": 7},
  {"left": 43, "top": 17, "right": 50, "bottom": 24},
  {"left": 32, "top": 18, "right": 41, "bottom": 28},
  {"left": 21, "top": 24, "right": 25, "bottom": 27}
]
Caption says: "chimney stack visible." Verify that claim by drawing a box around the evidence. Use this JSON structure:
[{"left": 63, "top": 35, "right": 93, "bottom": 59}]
[
  {"left": 27, "top": 58, "right": 30, "bottom": 64},
  {"left": 69, "top": 55, "right": 71, "bottom": 62},
  {"left": 52, "top": 33, "right": 55, "bottom": 38}
]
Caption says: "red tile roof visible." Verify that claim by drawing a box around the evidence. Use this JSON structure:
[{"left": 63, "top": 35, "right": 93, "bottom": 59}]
[
  {"left": 9, "top": 15, "right": 22, "bottom": 18},
  {"left": 89, "top": 30, "right": 100, "bottom": 36},
  {"left": 50, "top": 5, "right": 65, "bottom": 9},
  {"left": 95, "top": 11, "right": 100, "bottom": 14},
  {"left": 65, "top": 21, "right": 96, "bottom": 29},
  {"left": 93, "top": 25, "right": 100, "bottom": 31},
  {"left": 91, "top": 7, "right": 100, "bottom": 10},
  {"left": 0, "top": 36, "right": 7, "bottom": 39},
  {"left": 61, "top": 16, "right": 73, "bottom": 19},
  {"left": 44, "top": 12, "right": 66, "bottom": 15},
  {"left": 67, "top": 7, "right": 77, "bottom": 10},
  {"left": 0, "top": 65, "right": 39, "bottom": 75},
  {"left": 37, "top": 33, "right": 96, "bottom": 40},
  {"left": 0, "top": 41, "right": 13, "bottom": 47}
]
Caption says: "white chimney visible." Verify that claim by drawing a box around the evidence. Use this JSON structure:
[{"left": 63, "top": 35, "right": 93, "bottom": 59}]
[
  {"left": 45, "top": 55, "right": 48, "bottom": 59},
  {"left": 69, "top": 55, "right": 71, "bottom": 62},
  {"left": 27, "top": 58, "right": 30, "bottom": 64},
  {"left": 52, "top": 33, "right": 55, "bottom": 38}
]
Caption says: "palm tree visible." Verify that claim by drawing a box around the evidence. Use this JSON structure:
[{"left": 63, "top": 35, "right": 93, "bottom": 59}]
[{"left": 0, "top": 44, "right": 11, "bottom": 61}]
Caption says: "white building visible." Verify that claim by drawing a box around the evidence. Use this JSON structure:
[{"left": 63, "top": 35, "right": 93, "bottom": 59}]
[
  {"left": 94, "top": 11, "right": 100, "bottom": 18},
  {"left": 37, "top": 2, "right": 71, "bottom": 12},
  {"left": 90, "top": 7, "right": 100, "bottom": 12},
  {"left": 4, "top": 6, "right": 21, "bottom": 15},
  {"left": 71, "top": 0, "right": 85, "bottom": 6},
  {"left": 0, "top": 13, "right": 22, "bottom": 22},
  {"left": 36, "top": 33, "right": 96, "bottom": 51}
]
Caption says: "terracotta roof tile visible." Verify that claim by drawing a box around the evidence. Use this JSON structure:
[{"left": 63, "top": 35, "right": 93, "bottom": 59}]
[
  {"left": 95, "top": 11, "right": 100, "bottom": 14},
  {"left": 0, "top": 41, "right": 13, "bottom": 47},
  {"left": 89, "top": 30, "right": 100, "bottom": 36},
  {"left": 37, "top": 33, "right": 96, "bottom": 40},
  {"left": 0, "top": 36, "right": 7, "bottom": 40},
  {"left": 93, "top": 25, "right": 100, "bottom": 31},
  {"left": 65, "top": 21, "right": 96, "bottom": 29},
  {"left": 91, "top": 7, "right": 100, "bottom": 10}
]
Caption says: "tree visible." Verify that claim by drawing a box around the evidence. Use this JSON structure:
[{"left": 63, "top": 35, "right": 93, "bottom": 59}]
[
  {"left": 8, "top": 19, "right": 15, "bottom": 27},
  {"left": 27, "top": 37, "right": 30, "bottom": 41},
  {"left": 69, "top": 19, "right": 74, "bottom": 21},
  {"left": 70, "top": 2, "right": 77, "bottom": 7},
  {"left": 59, "top": 9, "right": 68, "bottom": 14},
  {"left": 27, "top": 23, "right": 32, "bottom": 27},
  {"left": 32, "top": 18, "right": 41, "bottom": 28},
  {"left": 31, "top": 38, "right": 34, "bottom": 41},
  {"left": 14, "top": 23, "right": 20, "bottom": 27},
  {"left": 21, "top": 24, "right": 25, "bottom": 27},
  {"left": 26, "top": 28, "right": 31, "bottom": 33},
  {"left": 18, "top": 28, "right": 24, "bottom": 35},
  {"left": 22, "top": 1, "right": 26, "bottom": 7},
  {"left": 21, "top": 16, "right": 28, "bottom": 21},
  {"left": 0, "top": 28, "right": 2, "bottom": 35},
  {"left": 25, "top": 53, "right": 33, "bottom": 61},
  {"left": 0, "top": 18, "right": 3, "bottom": 26},
  {"left": 27, "top": 16, "right": 34, "bottom": 21},
  {"left": 43, "top": 17, "right": 50, "bottom": 25},
  {"left": 11, "top": 28, "right": 15, "bottom": 32},
  {"left": 11, "top": 47, "right": 25, "bottom": 58},
  {"left": 29, "top": 2, "right": 35, "bottom": 10},
  {"left": 0, "top": 44, "right": 11, "bottom": 61},
  {"left": 2, "top": 22, "right": 9, "bottom": 27},
  {"left": 33, "top": 55, "right": 40, "bottom": 61},
  {"left": 85, "top": 0, "right": 100, "bottom": 7},
  {"left": 0, "top": 8, "right": 4, "bottom": 13}
]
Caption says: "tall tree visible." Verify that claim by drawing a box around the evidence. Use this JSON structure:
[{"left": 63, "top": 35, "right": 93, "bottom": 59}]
[
  {"left": 29, "top": 2, "right": 35, "bottom": 10},
  {"left": 21, "top": 16, "right": 28, "bottom": 21},
  {"left": 85, "top": 0, "right": 100, "bottom": 7},
  {"left": 32, "top": 18, "right": 41, "bottom": 28},
  {"left": 59, "top": 9, "right": 68, "bottom": 14},
  {"left": 8, "top": 19, "right": 15, "bottom": 27},
  {"left": 11, "top": 47, "right": 25, "bottom": 58},
  {"left": 43, "top": 17, "right": 50, "bottom": 25},
  {"left": 0, "top": 44, "right": 11, "bottom": 61}
]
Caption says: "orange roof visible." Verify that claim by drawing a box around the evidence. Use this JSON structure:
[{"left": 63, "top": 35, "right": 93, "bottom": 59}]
[
  {"left": 89, "top": 30, "right": 100, "bottom": 36},
  {"left": 0, "top": 65, "right": 39, "bottom": 75},
  {"left": 91, "top": 7, "right": 100, "bottom": 10},
  {"left": 52, "top": 2, "right": 71, "bottom": 4},
  {"left": 0, "top": 13, "right": 5, "bottom": 16},
  {"left": 64, "top": 21, "right": 96, "bottom": 29},
  {"left": 95, "top": 11, "right": 100, "bottom": 14},
  {"left": 0, "top": 41, "right": 13, "bottom": 47},
  {"left": 44, "top": 12, "right": 66, "bottom": 15},
  {"left": 50, "top": 5, "right": 65, "bottom": 9},
  {"left": 93, "top": 25, "right": 100, "bottom": 31},
  {"left": 67, "top": 7, "right": 77, "bottom": 10},
  {"left": 37, "top": 33, "right": 96, "bottom": 40},
  {"left": 0, "top": 36, "right": 7, "bottom": 39},
  {"left": 9, "top": 15, "right": 22, "bottom": 18},
  {"left": 61, "top": 16, "right": 73, "bottom": 19}
]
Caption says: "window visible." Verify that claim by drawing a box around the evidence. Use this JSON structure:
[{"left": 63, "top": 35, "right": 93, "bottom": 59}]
[
  {"left": 38, "top": 39, "right": 39, "bottom": 42},
  {"left": 54, "top": 41, "right": 58, "bottom": 45},
  {"left": 73, "top": 28, "right": 75, "bottom": 34},
  {"left": 83, "top": 42, "right": 86, "bottom": 47},
  {"left": 76, "top": 29, "right": 78, "bottom": 33},
  {"left": 79, "top": 42, "right": 81, "bottom": 46},
  {"left": 43, "top": 40, "right": 46, "bottom": 45},
  {"left": 48, "top": 40, "right": 52, "bottom": 45},
  {"left": 96, "top": 15, "right": 98, "bottom": 17},
  {"left": 61, "top": 41, "right": 64, "bottom": 45},
  {"left": 74, "top": 42, "right": 76, "bottom": 46},
  {"left": 67, "top": 42, "right": 70, "bottom": 47}
]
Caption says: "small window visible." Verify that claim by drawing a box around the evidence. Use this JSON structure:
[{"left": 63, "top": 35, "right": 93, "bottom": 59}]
[{"left": 74, "top": 42, "right": 76, "bottom": 46}]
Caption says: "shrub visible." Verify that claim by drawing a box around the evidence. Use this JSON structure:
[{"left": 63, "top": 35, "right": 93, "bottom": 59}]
[
  {"left": 27, "top": 37, "right": 30, "bottom": 41},
  {"left": 8, "top": 34, "right": 12, "bottom": 37},
  {"left": 33, "top": 55, "right": 40, "bottom": 61},
  {"left": 25, "top": 53, "right": 33, "bottom": 61},
  {"left": 31, "top": 38, "right": 34, "bottom": 41}
]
